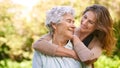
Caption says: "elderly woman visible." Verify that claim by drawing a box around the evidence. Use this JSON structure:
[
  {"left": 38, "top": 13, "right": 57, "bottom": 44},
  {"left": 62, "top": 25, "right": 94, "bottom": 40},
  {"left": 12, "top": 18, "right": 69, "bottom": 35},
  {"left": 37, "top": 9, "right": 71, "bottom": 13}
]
[
  {"left": 33, "top": 4, "right": 116, "bottom": 68},
  {"left": 32, "top": 6, "right": 82, "bottom": 68}
]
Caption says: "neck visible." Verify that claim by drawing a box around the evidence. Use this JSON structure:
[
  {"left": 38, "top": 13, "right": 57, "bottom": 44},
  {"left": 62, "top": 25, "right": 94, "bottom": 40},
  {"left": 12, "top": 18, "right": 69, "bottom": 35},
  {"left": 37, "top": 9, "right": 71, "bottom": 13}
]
[{"left": 52, "top": 33, "right": 68, "bottom": 46}]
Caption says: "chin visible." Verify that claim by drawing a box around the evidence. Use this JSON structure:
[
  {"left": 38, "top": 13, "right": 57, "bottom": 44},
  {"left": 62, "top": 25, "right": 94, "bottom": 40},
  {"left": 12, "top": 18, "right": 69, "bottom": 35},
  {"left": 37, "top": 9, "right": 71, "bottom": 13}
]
[
  {"left": 65, "top": 32, "right": 73, "bottom": 40},
  {"left": 80, "top": 29, "right": 86, "bottom": 32}
]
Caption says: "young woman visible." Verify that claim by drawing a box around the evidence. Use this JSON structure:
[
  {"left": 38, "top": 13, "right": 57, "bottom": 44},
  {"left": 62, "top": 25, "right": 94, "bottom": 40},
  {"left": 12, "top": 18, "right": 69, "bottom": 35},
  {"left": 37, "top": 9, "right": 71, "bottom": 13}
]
[{"left": 33, "top": 4, "right": 116, "bottom": 68}]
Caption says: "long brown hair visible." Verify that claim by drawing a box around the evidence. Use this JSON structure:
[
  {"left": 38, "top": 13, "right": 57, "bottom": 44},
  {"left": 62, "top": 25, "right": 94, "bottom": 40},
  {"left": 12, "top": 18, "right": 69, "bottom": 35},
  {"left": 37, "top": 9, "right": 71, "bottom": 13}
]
[{"left": 83, "top": 4, "right": 116, "bottom": 55}]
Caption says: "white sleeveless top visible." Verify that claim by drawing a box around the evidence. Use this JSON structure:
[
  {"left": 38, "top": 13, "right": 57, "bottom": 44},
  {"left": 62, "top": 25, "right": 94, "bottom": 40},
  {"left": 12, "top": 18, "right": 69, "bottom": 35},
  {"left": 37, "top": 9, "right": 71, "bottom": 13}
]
[{"left": 32, "top": 40, "right": 83, "bottom": 68}]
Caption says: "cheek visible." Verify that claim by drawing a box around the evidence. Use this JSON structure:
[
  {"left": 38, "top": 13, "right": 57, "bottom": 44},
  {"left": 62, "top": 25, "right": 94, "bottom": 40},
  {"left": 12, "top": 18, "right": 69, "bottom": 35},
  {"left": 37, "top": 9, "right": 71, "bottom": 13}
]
[
  {"left": 81, "top": 18, "right": 83, "bottom": 23},
  {"left": 89, "top": 25, "right": 96, "bottom": 31},
  {"left": 80, "top": 20, "right": 83, "bottom": 24},
  {"left": 80, "top": 20, "right": 83, "bottom": 26}
]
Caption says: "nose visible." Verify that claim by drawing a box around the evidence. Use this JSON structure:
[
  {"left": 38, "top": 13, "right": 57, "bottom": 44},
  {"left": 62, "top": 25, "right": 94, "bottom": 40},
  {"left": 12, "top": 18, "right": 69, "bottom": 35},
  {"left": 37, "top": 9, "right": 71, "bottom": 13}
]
[{"left": 82, "top": 19, "right": 88, "bottom": 25}]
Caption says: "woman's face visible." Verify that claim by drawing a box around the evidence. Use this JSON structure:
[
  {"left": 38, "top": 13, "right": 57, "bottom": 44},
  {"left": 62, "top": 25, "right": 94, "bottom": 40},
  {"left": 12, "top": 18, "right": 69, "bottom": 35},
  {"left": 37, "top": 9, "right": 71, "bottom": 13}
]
[
  {"left": 54, "top": 13, "right": 75, "bottom": 39},
  {"left": 80, "top": 11, "right": 97, "bottom": 33}
]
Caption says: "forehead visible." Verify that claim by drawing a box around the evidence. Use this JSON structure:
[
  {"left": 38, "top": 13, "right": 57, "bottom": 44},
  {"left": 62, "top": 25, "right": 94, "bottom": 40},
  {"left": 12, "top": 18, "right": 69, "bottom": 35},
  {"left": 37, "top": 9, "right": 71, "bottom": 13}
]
[
  {"left": 84, "top": 11, "right": 96, "bottom": 22},
  {"left": 62, "top": 13, "right": 74, "bottom": 19}
]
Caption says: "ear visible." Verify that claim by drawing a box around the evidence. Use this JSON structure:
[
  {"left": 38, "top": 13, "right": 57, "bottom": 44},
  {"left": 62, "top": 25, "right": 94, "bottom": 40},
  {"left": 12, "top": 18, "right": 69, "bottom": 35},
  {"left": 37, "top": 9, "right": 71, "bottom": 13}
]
[{"left": 51, "top": 23, "right": 56, "bottom": 30}]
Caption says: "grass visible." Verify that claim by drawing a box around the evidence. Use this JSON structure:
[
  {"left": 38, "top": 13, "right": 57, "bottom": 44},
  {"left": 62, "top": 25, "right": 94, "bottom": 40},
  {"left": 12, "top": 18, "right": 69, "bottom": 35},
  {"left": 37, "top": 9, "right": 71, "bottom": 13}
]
[
  {"left": 0, "top": 59, "right": 32, "bottom": 68},
  {"left": 0, "top": 55, "right": 120, "bottom": 68},
  {"left": 94, "top": 55, "right": 120, "bottom": 68}
]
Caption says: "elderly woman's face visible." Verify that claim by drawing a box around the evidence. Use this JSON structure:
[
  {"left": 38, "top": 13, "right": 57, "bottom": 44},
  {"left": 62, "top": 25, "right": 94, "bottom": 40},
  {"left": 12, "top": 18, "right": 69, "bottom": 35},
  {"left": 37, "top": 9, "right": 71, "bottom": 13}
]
[
  {"left": 54, "top": 13, "right": 75, "bottom": 39},
  {"left": 80, "top": 11, "right": 97, "bottom": 33}
]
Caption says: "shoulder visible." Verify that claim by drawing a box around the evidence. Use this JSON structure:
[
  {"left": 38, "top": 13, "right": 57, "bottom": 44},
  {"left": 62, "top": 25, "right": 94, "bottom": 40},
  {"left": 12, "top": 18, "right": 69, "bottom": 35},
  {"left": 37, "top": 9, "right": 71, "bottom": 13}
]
[
  {"left": 88, "top": 36, "right": 103, "bottom": 49},
  {"left": 93, "top": 36, "right": 102, "bottom": 45}
]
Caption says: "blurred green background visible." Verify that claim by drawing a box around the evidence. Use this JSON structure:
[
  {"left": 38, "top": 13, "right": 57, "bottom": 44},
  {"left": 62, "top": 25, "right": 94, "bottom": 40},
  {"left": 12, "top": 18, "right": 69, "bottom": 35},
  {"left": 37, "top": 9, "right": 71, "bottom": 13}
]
[{"left": 0, "top": 0, "right": 120, "bottom": 68}]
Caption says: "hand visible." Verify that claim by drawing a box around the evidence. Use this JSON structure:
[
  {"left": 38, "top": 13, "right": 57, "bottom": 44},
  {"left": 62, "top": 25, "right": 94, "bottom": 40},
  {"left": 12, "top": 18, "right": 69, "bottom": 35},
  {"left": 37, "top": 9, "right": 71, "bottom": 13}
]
[
  {"left": 72, "top": 35, "right": 81, "bottom": 46},
  {"left": 70, "top": 50, "right": 80, "bottom": 61},
  {"left": 72, "top": 35, "right": 79, "bottom": 41},
  {"left": 55, "top": 46, "right": 80, "bottom": 60}
]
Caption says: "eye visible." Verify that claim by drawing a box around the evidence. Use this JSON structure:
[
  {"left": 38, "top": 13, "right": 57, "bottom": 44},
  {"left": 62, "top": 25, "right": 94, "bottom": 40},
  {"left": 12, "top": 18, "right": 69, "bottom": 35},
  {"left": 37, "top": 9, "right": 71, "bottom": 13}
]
[
  {"left": 66, "top": 19, "right": 74, "bottom": 23},
  {"left": 66, "top": 19, "right": 71, "bottom": 23},
  {"left": 88, "top": 20, "right": 95, "bottom": 24},
  {"left": 84, "top": 15, "right": 87, "bottom": 19}
]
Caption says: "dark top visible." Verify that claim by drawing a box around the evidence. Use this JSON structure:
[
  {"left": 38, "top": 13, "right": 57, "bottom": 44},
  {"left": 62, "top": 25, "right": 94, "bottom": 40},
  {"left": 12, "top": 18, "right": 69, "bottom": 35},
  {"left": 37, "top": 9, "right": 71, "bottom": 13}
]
[{"left": 82, "top": 33, "right": 94, "bottom": 47}]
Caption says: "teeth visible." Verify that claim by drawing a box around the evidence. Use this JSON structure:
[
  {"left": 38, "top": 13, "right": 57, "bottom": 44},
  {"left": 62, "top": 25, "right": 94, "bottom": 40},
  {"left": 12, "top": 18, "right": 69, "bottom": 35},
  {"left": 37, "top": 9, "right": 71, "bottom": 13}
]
[{"left": 68, "top": 28, "right": 74, "bottom": 31}]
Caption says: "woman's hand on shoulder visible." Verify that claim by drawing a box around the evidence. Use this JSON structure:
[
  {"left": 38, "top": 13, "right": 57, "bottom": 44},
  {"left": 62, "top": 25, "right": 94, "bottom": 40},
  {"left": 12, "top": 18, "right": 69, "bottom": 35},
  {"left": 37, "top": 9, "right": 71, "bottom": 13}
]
[
  {"left": 71, "top": 50, "right": 80, "bottom": 61},
  {"left": 72, "top": 35, "right": 82, "bottom": 46}
]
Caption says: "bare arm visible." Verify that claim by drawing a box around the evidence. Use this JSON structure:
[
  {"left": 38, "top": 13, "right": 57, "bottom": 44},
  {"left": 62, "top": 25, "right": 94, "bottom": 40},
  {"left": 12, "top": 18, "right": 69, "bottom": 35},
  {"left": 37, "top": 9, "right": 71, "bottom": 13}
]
[
  {"left": 72, "top": 35, "right": 102, "bottom": 64},
  {"left": 32, "top": 33, "right": 79, "bottom": 60}
]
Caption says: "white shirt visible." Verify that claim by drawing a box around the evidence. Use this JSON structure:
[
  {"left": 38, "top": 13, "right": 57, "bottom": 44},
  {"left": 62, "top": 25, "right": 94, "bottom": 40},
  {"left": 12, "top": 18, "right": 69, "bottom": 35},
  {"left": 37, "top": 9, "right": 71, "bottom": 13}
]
[{"left": 32, "top": 40, "right": 82, "bottom": 68}]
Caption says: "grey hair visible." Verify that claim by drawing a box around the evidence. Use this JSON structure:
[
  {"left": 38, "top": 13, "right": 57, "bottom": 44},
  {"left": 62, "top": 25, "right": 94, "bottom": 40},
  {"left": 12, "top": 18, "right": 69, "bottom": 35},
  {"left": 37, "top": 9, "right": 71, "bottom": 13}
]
[{"left": 45, "top": 6, "right": 75, "bottom": 35}]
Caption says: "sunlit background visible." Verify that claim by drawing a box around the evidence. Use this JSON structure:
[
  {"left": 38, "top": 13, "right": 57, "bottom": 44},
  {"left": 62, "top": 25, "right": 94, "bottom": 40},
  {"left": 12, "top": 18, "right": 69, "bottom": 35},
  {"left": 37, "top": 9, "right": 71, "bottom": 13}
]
[{"left": 0, "top": 0, "right": 120, "bottom": 68}]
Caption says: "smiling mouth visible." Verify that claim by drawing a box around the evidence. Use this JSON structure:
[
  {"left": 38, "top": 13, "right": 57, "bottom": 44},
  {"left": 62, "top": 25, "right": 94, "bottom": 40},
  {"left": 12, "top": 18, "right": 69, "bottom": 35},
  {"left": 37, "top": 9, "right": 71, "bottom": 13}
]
[{"left": 81, "top": 25, "right": 87, "bottom": 29}]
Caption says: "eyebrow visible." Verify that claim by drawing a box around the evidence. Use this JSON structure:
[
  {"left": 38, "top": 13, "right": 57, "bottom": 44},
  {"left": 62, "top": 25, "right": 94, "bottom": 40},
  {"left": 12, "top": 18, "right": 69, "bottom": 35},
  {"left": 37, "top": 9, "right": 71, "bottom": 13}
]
[{"left": 85, "top": 15, "right": 96, "bottom": 23}]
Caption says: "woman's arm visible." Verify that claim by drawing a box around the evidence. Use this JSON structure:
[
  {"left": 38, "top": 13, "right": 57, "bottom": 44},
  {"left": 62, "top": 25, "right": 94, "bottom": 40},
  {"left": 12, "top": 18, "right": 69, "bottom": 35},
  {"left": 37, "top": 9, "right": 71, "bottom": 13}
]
[
  {"left": 32, "top": 33, "right": 79, "bottom": 60},
  {"left": 32, "top": 33, "right": 57, "bottom": 56},
  {"left": 72, "top": 35, "right": 102, "bottom": 64}
]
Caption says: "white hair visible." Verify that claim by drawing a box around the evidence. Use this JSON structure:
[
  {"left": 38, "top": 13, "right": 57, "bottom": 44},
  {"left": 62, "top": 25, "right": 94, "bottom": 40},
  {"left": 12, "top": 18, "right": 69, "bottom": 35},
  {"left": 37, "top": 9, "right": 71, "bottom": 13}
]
[{"left": 45, "top": 6, "right": 75, "bottom": 34}]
